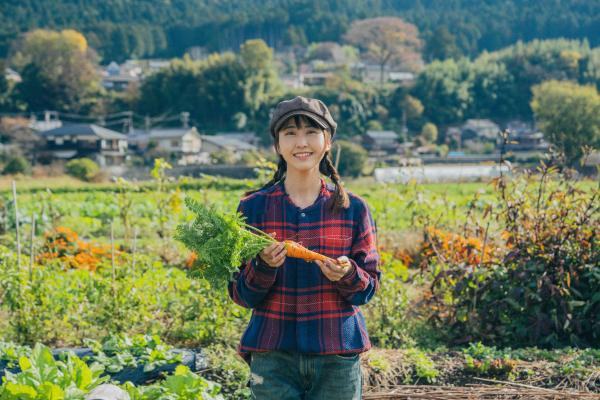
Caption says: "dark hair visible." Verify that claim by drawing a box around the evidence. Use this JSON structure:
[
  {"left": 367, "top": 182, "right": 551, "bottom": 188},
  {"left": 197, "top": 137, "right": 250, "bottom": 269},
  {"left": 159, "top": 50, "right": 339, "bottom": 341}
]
[{"left": 246, "top": 115, "right": 350, "bottom": 212}]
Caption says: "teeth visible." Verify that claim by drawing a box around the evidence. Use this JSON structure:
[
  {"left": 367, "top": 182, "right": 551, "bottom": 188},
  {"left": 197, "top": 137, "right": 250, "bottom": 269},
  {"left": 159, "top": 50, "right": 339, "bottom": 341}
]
[{"left": 294, "top": 152, "right": 312, "bottom": 157}]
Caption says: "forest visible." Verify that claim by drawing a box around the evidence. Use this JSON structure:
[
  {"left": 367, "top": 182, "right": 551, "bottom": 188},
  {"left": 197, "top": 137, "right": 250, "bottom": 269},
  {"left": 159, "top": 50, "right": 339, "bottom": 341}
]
[{"left": 0, "top": 0, "right": 598, "bottom": 62}]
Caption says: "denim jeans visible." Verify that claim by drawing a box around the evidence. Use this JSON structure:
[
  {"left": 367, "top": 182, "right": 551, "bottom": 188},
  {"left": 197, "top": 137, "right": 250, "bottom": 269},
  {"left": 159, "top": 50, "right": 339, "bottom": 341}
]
[{"left": 250, "top": 351, "right": 362, "bottom": 400}]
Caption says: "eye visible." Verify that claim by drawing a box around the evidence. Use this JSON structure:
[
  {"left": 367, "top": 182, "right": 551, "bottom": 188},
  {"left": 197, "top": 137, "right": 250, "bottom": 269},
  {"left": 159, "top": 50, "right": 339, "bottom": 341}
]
[
  {"left": 283, "top": 130, "right": 296, "bottom": 136},
  {"left": 307, "top": 129, "right": 319, "bottom": 135}
]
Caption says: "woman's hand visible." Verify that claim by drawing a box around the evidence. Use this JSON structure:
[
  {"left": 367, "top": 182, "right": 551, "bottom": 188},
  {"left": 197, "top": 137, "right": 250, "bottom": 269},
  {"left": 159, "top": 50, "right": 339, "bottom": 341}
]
[
  {"left": 315, "top": 256, "right": 353, "bottom": 282},
  {"left": 258, "top": 236, "right": 287, "bottom": 268}
]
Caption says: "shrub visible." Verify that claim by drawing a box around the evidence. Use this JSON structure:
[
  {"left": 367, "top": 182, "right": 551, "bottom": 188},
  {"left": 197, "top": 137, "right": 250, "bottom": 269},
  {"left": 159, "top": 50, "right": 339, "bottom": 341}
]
[
  {"left": 422, "top": 164, "right": 599, "bottom": 347},
  {"left": 37, "top": 226, "right": 111, "bottom": 271},
  {"left": 2, "top": 156, "right": 30, "bottom": 175},
  {"left": 65, "top": 158, "right": 99, "bottom": 181},
  {"left": 334, "top": 140, "right": 368, "bottom": 177}
]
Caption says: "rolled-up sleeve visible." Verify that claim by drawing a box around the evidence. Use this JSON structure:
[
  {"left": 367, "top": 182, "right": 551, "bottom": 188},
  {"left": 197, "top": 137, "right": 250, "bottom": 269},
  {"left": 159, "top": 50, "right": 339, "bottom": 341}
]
[{"left": 335, "top": 203, "right": 380, "bottom": 305}]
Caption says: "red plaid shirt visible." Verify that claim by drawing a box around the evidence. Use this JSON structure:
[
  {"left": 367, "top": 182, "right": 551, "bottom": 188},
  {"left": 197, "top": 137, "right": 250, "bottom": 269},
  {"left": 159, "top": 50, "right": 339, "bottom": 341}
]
[{"left": 228, "top": 179, "right": 380, "bottom": 361}]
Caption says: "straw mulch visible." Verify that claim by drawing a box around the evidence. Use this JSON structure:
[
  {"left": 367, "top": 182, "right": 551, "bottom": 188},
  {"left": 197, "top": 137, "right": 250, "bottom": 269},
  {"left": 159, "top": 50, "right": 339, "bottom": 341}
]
[
  {"left": 362, "top": 384, "right": 600, "bottom": 399},
  {"left": 360, "top": 348, "right": 600, "bottom": 399}
]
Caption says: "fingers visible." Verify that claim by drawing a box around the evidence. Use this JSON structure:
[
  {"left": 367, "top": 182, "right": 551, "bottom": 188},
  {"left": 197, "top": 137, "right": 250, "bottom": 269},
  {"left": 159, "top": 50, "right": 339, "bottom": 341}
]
[
  {"left": 270, "top": 244, "right": 287, "bottom": 267},
  {"left": 337, "top": 256, "right": 350, "bottom": 266},
  {"left": 259, "top": 241, "right": 286, "bottom": 267},
  {"left": 315, "top": 258, "right": 350, "bottom": 282}
]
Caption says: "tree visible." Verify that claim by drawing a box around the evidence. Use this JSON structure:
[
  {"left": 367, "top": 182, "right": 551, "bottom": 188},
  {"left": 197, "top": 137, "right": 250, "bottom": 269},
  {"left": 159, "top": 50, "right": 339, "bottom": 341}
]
[
  {"left": 240, "top": 39, "right": 282, "bottom": 116},
  {"left": 531, "top": 80, "right": 600, "bottom": 166},
  {"left": 411, "top": 58, "right": 474, "bottom": 125},
  {"left": 2, "top": 156, "right": 30, "bottom": 175},
  {"left": 425, "top": 26, "right": 461, "bottom": 61},
  {"left": 137, "top": 53, "right": 247, "bottom": 130},
  {"left": 421, "top": 123, "right": 439, "bottom": 144},
  {"left": 335, "top": 140, "right": 368, "bottom": 178},
  {"left": 10, "top": 29, "right": 101, "bottom": 112},
  {"left": 65, "top": 158, "right": 99, "bottom": 181},
  {"left": 344, "top": 17, "right": 422, "bottom": 84},
  {"left": 210, "top": 149, "right": 236, "bottom": 165}
]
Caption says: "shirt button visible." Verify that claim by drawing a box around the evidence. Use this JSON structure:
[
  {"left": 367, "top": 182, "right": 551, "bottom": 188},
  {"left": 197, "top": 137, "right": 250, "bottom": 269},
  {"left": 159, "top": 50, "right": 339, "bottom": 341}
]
[{"left": 300, "top": 213, "right": 306, "bottom": 217}]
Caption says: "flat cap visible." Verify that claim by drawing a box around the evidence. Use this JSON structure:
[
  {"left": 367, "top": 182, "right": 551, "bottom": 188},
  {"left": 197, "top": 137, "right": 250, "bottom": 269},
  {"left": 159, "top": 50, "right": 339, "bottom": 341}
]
[{"left": 269, "top": 96, "right": 337, "bottom": 137}]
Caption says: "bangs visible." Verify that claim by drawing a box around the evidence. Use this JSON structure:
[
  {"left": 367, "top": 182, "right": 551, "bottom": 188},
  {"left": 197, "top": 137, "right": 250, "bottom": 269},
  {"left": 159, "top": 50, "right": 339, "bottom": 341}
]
[{"left": 279, "top": 114, "right": 323, "bottom": 130}]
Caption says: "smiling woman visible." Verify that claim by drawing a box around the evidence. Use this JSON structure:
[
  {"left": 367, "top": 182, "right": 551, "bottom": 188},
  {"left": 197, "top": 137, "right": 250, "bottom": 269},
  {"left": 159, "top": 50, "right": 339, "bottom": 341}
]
[{"left": 228, "top": 96, "right": 381, "bottom": 400}]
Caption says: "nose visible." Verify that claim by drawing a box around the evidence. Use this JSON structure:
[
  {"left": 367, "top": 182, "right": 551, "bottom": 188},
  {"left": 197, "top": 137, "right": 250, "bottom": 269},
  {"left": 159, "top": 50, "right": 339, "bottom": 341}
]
[{"left": 295, "top": 132, "right": 309, "bottom": 147}]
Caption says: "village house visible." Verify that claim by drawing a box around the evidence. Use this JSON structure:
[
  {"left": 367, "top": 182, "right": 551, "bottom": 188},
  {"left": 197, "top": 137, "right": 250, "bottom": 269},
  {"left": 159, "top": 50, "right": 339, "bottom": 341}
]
[
  {"left": 362, "top": 130, "right": 400, "bottom": 154},
  {"left": 200, "top": 134, "right": 258, "bottom": 163},
  {"left": 504, "top": 121, "right": 550, "bottom": 153},
  {"left": 100, "top": 61, "right": 141, "bottom": 91},
  {"left": 446, "top": 119, "right": 501, "bottom": 152},
  {"left": 128, "top": 127, "right": 258, "bottom": 165},
  {"left": 37, "top": 124, "right": 128, "bottom": 166},
  {"left": 129, "top": 127, "right": 202, "bottom": 165},
  {"left": 215, "top": 132, "right": 261, "bottom": 147}
]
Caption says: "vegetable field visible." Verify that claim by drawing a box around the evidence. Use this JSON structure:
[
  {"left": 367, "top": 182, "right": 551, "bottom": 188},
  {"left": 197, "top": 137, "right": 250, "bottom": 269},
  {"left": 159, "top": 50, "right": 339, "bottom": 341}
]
[{"left": 0, "top": 164, "right": 598, "bottom": 399}]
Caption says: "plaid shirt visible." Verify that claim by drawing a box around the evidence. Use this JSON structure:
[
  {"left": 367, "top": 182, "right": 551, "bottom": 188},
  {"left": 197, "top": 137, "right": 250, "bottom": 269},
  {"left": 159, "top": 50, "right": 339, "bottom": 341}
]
[{"left": 228, "top": 179, "right": 380, "bottom": 361}]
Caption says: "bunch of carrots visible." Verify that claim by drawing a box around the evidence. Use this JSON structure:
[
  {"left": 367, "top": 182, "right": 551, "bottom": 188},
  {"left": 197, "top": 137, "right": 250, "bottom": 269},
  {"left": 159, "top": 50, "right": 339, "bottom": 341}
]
[{"left": 175, "top": 198, "right": 335, "bottom": 287}]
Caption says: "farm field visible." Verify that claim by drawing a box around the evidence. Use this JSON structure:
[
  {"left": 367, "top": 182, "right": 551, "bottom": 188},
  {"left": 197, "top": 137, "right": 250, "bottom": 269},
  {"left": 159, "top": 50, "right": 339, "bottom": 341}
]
[{"left": 0, "top": 167, "right": 598, "bottom": 399}]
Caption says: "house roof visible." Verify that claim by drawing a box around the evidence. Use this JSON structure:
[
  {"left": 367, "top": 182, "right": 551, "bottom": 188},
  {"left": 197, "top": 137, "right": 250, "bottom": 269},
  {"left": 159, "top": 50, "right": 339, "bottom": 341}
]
[
  {"left": 148, "top": 127, "right": 199, "bottom": 139},
  {"left": 39, "top": 124, "right": 127, "bottom": 140},
  {"left": 463, "top": 119, "right": 499, "bottom": 130},
  {"left": 201, "top": 135, "right": 257, "bottom": 151},
  {"left": 365, "top": 131, "right": 398, "bottom": 140}
]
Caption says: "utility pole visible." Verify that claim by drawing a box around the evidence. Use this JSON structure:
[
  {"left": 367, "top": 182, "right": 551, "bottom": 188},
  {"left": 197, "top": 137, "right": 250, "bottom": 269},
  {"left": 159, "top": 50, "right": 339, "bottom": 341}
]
[
  {"left": 401, "top": 109, "right": 408, "bottom": 144},
  {"left": 180, "top": 112, "right": 190, "bottom": 129}
]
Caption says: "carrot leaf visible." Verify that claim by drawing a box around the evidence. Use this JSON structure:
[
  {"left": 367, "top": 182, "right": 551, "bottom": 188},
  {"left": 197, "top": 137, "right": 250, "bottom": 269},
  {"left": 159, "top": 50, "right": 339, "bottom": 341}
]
[{"left": 175, "top": 197, "right": 273, "bottom": 288}]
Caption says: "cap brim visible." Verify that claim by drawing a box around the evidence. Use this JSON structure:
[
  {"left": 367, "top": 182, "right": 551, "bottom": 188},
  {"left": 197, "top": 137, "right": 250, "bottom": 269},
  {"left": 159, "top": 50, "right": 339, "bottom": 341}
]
[{"left": 273, "top": 110, "right": 330, "bottom": 135}]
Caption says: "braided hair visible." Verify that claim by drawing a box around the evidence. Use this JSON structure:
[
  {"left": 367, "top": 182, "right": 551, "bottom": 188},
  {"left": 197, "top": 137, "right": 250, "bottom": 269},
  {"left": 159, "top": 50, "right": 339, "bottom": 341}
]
[{"left": 246, "top": 115, "right": 349, "bottom": 213}]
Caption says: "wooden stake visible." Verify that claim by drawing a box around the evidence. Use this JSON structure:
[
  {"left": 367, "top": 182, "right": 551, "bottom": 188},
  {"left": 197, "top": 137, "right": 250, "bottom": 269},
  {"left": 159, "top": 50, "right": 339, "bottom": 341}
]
[
  {"left": 131, "top": 226, "right": 138, "bottom": 274},
  {"left": 29, "top": 215, "right": 36, "bottom": 282},
  {"left": 111, "top": 221, "right": 116, "bottom": 302},
  {"left": 12, "top": 181, "right": 20, "bottom": 270}
]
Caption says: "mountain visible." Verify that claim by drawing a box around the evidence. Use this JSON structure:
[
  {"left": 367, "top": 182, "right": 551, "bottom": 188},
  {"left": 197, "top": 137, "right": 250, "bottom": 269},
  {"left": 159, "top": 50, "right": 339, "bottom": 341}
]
[{"left": 0, "top": 0, "right": 598, "bottom": 62}]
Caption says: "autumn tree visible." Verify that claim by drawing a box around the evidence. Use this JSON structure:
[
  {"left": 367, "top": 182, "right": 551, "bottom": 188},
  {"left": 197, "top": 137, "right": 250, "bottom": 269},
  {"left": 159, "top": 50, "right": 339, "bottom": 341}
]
[
  {"left": 531, "top": 80, "right": 600, "bottom": 166},
  {"left": 344, "top": 17, "right": 422, "bottom": 84},
  {"left": 10, "top": 29, "right": 102, "bottom": 112}
]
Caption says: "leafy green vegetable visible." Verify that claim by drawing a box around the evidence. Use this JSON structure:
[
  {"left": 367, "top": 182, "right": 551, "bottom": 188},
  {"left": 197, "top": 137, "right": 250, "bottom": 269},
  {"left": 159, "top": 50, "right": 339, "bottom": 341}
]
[
  {"left": 83, "top": 334, "right": 182, "bottom": 374},
  {"left": 123, "top": 365, "right": 223, "bottom": 400},
  {"left": 0, "top": 344, "right": 108, "bottom": 400},
  {"left": 0, "top": 342, "right": 31, "bottom": 369},
  {"left": 175, "top": 197, "right": 274, "bottom": 288}
]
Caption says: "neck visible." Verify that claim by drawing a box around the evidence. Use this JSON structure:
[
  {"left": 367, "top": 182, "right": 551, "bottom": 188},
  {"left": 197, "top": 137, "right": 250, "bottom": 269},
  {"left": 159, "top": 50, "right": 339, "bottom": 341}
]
[{"left": 284, "top": 167, "right": 322, "bottom": 199}]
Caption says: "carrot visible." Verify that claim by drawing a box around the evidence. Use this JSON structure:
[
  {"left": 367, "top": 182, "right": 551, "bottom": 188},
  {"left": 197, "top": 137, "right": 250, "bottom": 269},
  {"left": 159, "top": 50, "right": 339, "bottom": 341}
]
[{"left": 283, "top": 240, "right": 338, "bottom": 264}]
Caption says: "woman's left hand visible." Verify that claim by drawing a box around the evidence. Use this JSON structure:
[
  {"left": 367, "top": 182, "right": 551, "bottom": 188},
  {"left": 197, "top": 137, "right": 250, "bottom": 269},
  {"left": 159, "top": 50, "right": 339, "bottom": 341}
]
[{"left": 315, "top": 256, "right": 353, "bottom": 282}]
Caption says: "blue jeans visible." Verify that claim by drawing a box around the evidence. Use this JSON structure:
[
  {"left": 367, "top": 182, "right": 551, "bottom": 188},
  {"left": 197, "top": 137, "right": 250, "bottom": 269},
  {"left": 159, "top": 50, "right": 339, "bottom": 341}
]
[{"left": 250, "top": 351, "right": 362, "bottom": 400}]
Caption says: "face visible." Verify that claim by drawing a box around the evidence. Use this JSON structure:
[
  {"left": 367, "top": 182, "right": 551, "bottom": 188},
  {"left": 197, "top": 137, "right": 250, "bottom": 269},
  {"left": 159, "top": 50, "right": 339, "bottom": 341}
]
[{"left": 276, "top": 116, "right": 331, "bottom": 173}]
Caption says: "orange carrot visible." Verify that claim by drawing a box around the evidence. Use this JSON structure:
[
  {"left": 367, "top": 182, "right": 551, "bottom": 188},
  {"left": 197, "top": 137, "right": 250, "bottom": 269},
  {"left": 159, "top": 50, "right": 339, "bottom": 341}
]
[{"left": 283, "top": 240, "right": 337, "bottom": 264}]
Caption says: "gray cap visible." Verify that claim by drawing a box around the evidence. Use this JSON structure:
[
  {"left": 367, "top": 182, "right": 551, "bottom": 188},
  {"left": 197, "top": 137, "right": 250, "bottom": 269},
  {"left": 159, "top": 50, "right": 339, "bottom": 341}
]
[{"left": 269, "top": 96, "right": 337, "bottom": 138}]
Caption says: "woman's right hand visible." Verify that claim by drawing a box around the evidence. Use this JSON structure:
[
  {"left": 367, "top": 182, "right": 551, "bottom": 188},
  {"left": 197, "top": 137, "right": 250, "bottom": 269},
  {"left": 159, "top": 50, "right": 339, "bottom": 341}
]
[{"left": 258, "top": 241, "right": 287, "bottom": 268}]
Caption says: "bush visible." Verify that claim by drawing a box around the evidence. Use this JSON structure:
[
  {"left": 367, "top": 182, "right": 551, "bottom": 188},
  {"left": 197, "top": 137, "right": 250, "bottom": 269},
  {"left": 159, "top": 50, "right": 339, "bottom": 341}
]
[
  {"left": 334, "top": 140, "right": 368, "bottom": 177},
  {"left": 2, "top": 156, "right": 30, "bottom": 175},
  {"left": 421, "top": 164, "right": 600, "bottom": 347},
  {"left": 65, "top": 158, "right": 99, "bottom": 181}
]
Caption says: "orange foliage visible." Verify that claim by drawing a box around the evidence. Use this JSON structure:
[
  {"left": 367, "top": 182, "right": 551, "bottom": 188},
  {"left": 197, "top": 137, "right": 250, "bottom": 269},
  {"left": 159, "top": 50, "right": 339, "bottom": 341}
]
[
  {"left": 37, "top": 227, "right": 111, "bottom": 271},
  {"left": 420, "top": 227, "right": 497, "bottom": 267},
  {"left": 184, "top": 252, "right": 198, "bottom": 269}
]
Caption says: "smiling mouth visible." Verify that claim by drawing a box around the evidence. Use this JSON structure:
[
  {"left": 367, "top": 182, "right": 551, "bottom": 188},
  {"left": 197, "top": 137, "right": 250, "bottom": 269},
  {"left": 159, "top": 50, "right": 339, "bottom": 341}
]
[{"left": 293, "top": 152, "right": 313, "bottom": 160}]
